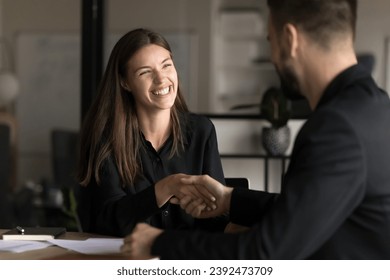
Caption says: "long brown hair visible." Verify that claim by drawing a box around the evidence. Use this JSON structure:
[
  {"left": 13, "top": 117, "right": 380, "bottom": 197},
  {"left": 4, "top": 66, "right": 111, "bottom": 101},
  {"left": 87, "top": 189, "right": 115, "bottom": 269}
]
[{"left": 77, "top": 28, "right": 189, "bottom": 187}]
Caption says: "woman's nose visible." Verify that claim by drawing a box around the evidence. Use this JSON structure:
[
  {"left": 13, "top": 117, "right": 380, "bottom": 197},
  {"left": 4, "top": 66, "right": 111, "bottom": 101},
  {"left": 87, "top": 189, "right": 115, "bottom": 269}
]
[{"left": 153, "top": 70, "right": 165, "bottom": 84}]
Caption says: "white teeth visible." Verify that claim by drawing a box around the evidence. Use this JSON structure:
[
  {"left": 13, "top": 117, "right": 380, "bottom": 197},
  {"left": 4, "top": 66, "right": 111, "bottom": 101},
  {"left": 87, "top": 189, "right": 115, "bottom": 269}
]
[{"left": 153, "top": 86, "right": 170, "bottom": 96}]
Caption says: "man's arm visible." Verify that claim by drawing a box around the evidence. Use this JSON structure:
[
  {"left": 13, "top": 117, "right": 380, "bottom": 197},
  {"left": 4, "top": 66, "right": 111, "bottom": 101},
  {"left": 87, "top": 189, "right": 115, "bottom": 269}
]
[
  {"left": 171, "top": 175, "right": 277, "bottom": 226},
  {"left": 151, "top": 111, "right": 365, "bottom": 259}
]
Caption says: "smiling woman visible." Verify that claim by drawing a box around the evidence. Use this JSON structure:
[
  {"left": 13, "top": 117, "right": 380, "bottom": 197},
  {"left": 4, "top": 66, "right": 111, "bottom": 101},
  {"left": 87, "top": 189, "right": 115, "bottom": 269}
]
[
  {"left": 76, "top": 28, "right": 228, "bottom": 237},
  {"left": 123, "top": 44, "right": 178, "bottom": 116}
]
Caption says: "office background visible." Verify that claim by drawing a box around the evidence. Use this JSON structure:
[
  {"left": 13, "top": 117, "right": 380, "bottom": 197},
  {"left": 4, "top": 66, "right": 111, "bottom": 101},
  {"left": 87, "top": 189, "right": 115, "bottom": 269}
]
[{"left": 0, "top": 0, "right": 389, "bottom": 228}]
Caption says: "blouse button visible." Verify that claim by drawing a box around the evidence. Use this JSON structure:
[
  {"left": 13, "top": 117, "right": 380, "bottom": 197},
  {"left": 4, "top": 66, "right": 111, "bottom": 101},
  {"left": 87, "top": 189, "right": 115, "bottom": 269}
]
[{"left": 163, "top": 210, "right": 169, "bottom": 216}]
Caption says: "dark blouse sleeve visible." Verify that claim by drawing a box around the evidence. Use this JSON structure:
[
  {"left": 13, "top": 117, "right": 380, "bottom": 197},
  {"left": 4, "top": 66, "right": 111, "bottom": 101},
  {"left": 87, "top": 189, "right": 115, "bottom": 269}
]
[{"left": 87, "top": 158, "right": 160, "bottom": 237}]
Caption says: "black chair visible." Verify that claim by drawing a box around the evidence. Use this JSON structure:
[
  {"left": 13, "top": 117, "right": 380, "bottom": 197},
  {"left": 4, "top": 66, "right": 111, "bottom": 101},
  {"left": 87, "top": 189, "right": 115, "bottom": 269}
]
[
  {"left": 225, "top": 177, "right": 249, "bottom": 189},
  {"left": 0, "top": 124, "right": 15, "bottom": 227},
  {"left": 50, "top": 129, "right": 82, "bottom": 231},
  {"left": 51, "top": 129, "right": 79, "bottom": 189},
  {"left": 0, "top": 124, "right": 10, "bottom": 190}
]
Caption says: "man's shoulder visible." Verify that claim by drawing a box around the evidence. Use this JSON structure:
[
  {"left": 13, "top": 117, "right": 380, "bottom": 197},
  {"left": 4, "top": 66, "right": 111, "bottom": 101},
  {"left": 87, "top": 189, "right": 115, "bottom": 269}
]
[{"left": 324, "top": 84, "right": 390, "bottom": 124}]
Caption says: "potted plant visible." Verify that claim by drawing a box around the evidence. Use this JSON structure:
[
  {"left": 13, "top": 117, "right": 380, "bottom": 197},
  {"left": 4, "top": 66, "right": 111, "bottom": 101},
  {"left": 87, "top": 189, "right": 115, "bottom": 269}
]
[{"left": 260, "top": 87, "right": 291, "bottom": 156}]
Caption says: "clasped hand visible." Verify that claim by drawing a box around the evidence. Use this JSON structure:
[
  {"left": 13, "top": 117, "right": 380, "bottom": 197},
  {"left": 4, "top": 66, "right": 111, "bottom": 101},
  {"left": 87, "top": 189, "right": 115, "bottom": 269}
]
[
  {"left": 169, "top": 174, "right": 232, "bottom": 218},
  {"left": 155, "top": 173, "right": 231, "bottom": 217},
  {"left": 121, "top": 174, "right": 233, "bottom": 260}
]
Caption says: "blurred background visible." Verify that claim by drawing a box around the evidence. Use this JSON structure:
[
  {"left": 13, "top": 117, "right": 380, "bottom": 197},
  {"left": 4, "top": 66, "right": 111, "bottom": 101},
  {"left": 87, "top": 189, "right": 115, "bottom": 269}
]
[{"left": 0, "top": 0, "right": 389, "bottom": 230}]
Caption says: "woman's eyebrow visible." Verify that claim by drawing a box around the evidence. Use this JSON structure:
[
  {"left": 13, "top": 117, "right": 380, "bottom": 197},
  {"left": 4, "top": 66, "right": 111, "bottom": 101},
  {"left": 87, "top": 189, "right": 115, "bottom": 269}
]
[
  {"left": 134, "top": 57, "right": 172, "bottom": 73},
  {"left": 134, "top": 65, "right": 150, "bottom": 74},
  {"left": 161, "top": 57, "right": 172, "bottom": 64}
]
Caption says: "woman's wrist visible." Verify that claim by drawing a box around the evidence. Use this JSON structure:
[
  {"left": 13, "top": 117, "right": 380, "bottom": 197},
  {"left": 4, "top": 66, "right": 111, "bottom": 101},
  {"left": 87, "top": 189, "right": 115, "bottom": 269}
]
[{"left": 154, "top": 179, "right": 174, "bottom": 208}]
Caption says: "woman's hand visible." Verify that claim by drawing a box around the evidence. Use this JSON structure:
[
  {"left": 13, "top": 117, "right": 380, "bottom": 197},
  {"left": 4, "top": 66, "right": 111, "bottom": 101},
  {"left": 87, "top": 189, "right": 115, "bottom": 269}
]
[
  {"left": 154, "top": 173, "right": 217, "bottom": 209},
  {"left": 170, "top": 174, "right": 233, "bottom": 218}
]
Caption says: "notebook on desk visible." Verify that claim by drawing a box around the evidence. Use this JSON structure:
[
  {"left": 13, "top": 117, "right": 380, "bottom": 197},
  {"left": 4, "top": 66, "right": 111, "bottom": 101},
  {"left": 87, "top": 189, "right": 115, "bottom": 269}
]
[{"left": 2, "top": 227, "right": 66, "bottom": 241}]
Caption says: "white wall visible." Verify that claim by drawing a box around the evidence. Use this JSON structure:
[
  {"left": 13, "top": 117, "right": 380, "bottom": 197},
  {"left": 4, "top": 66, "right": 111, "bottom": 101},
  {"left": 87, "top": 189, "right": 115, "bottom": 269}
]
[
  {"left": 355, "top": 0, "right": 390, "bottom": 90},
  {"left": 2, "top": 0, "right": 81, "bottom": 188}
]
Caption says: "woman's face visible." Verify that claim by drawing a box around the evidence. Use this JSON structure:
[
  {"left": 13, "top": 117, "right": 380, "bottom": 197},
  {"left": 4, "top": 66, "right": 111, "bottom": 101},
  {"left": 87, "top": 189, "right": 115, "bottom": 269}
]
[{"left": 123, "top": 44, "right": 178, "bottom": 114}]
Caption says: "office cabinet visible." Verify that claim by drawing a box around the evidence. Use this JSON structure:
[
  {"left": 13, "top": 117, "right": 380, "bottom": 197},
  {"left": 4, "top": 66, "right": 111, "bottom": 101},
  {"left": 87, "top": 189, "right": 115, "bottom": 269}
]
[{"left": 210, "top": 0, "right": 279, "bottom": 113}]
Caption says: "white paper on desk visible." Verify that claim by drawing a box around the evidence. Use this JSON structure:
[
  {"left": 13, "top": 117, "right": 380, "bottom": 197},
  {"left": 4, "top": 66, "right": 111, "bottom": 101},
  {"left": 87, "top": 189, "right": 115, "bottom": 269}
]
[
  {"left": 47, "top": 238, "right": 123, "bottom": 255},
  {"left": 0, "top": 240, "right": 53, "bottom": 253}
]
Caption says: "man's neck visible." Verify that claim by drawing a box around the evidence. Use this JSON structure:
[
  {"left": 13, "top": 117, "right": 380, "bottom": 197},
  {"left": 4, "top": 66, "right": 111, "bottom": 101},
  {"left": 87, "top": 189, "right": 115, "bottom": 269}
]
[{"left": 299, "top": 42, "right": 357, "bottom": 110}]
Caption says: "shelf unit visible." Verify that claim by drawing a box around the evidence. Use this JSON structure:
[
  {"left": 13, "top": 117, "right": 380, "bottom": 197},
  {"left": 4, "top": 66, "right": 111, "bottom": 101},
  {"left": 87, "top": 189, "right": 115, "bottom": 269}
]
[
  {"left": 203, "top": 113, "right": 306, "bottom": 192},
  {"left": 220, "top": 154, "right": 289, "bottom": 192},
  {"left": 210, "top": 0, "right": 279, "bottom": 113}
]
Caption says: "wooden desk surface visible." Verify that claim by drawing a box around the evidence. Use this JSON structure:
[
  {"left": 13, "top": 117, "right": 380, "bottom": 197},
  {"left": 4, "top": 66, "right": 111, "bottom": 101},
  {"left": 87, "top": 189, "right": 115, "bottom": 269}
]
[{"left": 0, "top": 229, "right": 128, "bottom": 260}]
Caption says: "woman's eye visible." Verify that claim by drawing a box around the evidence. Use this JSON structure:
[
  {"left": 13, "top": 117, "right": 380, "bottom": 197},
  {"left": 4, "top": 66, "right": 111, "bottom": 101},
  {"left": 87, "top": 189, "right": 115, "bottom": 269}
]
[
  {"left": 139, "top": 70, "right": 151, "bottom": 76},
  {"left": 163, "top": 63, "right": 172, "bottom": 69}
]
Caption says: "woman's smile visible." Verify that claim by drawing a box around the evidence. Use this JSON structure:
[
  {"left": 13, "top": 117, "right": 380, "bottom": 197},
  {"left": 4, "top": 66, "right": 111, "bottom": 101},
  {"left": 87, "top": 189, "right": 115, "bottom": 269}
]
[{"left": 152, "top": 86, "right": 172, "bottom": 96}]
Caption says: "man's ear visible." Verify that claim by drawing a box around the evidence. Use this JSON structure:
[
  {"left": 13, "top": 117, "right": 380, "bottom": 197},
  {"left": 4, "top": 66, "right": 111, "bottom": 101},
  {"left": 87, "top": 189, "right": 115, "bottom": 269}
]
[{"left": 283, "top": 23, "right": 299, "bottom": 58}]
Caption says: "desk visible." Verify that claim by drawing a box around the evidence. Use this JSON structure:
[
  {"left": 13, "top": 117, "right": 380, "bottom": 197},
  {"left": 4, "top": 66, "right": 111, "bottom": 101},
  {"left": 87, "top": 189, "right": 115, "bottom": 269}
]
[{"left": 0, "top": 229, "right": 127, "bottom": 260}]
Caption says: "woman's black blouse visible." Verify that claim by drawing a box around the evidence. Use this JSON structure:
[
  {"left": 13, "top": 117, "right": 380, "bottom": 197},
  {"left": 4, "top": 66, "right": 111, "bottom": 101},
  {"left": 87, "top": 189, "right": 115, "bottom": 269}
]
[{"left": 77, "top": 113, "right": 226, "bottom": 237}]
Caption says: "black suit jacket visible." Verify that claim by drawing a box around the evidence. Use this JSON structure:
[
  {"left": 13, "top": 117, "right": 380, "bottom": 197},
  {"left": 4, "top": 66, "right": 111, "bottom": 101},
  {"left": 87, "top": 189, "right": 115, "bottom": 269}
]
[{"left": 152, "top": 64, "right": 390, "bottom": 259}]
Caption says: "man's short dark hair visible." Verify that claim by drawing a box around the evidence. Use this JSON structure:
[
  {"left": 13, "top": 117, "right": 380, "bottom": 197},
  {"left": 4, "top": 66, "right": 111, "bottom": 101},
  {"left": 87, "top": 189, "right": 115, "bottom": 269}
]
[{"left": 267, "top": 0, "right": 357, "bottom": 48}]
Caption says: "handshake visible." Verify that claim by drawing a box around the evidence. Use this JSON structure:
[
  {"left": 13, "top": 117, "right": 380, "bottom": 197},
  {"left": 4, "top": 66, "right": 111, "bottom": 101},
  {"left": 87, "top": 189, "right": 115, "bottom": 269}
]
[
  {"left": 157, "top": 173, "right": 233, "bottom": 219},
  {"left": 120, "top": 174, "right": 242, "bottom": 259}
]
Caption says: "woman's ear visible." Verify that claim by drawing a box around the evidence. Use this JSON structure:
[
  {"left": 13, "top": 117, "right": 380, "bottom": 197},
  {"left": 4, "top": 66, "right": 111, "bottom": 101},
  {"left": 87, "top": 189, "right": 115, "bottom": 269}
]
[
  {"left": 284, "top": 23, "right": 299, "bottom": 58},
  {"left": 120, "top": 80, "right": 131, "bottom": 92}
]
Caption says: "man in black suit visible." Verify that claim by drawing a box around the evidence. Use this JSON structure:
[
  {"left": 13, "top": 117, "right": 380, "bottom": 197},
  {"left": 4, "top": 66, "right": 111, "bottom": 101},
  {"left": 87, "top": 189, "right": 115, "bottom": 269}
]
[{"left": 121, "top": 0, "right": 390, "bottom": 259}]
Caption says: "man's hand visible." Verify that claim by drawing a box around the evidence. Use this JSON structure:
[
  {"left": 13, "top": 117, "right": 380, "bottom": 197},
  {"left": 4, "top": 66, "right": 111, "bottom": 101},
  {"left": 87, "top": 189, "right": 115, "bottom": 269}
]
[
  {"left": 170, "top": 174, "right": 233, "bottom": 218},
  {"left": 224, "top": 222, "right": 250, "bottom": 233},
  {"left": 121, "top": 223, "right": 162, "bottom": 260},
  {"left": 155, "top": 173, "right": 217, "bottom": 209}
]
